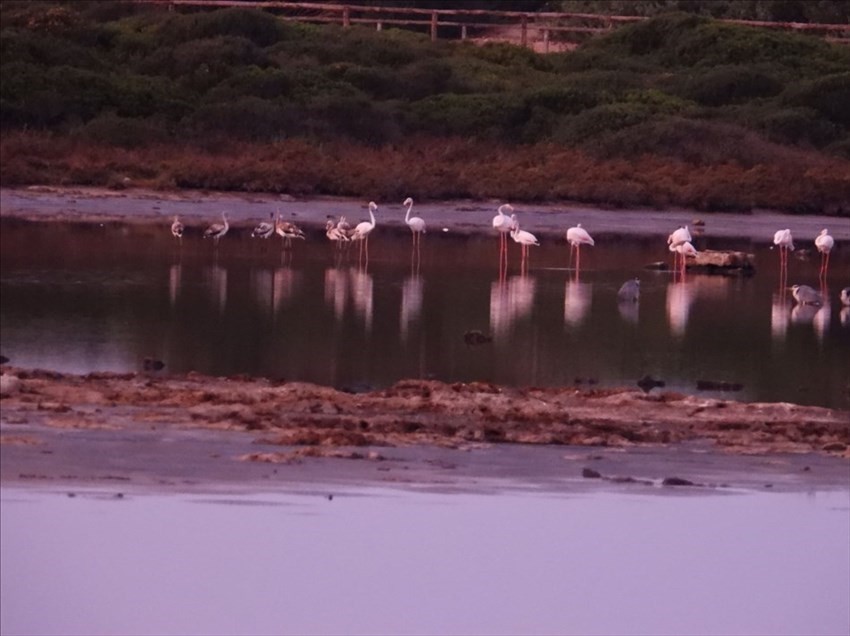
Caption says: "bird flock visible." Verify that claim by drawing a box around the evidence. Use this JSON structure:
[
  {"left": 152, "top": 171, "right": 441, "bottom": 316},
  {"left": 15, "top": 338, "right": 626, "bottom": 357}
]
[{"left": 170, "top": 204, "right": 846, "bottom": 324}]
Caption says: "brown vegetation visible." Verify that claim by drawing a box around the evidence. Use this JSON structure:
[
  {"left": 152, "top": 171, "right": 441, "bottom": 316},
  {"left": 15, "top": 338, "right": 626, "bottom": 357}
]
[{"left": 3, "top": 131, "right": 849, "bottom": 213}]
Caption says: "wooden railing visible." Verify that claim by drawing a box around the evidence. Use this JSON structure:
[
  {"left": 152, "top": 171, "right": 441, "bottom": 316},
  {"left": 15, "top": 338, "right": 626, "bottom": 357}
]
[{"left": 131, "top": 1, "right": 850, "bottom": 51}]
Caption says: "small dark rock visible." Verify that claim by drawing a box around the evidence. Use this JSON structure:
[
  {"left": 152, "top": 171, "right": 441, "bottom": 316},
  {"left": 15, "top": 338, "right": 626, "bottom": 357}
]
[
  {"left": 464, "top": 330, "right": 493, "bottom": 346},
  {"left": 0, "top": 355, "right": 8, "bottom": 364},
  {"left": 696, "top": 379, "right": 743, "bottom": 392},
  {"left": 582, "top": 468, "right": 602, "bottom": 479},
  {"left": 143, "top": 357, "right": 165, "bottom": 371},
  {"left": 822, "top": 442, "right": 847, "bottom": 452},
  {"left": 637, "top": 375, "right": 665, "bottom": 393},
  {"left": 662, "top": 477, "right": 696, "bottom": 487}
]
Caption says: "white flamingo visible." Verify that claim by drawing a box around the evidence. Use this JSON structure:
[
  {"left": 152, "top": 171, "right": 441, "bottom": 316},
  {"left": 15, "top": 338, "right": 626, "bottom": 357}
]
[
  {"left": 325, "top": 219, "right": 349, "bottom": 249},
  {"left": 773, "top": 228, "right": 794, "bottom": 273},
  {"left": 252, "top": 212, "right": 276, "bottom": 239},
  {"left": 667, "top": 225, "right": 692, "bottom": 272},
  {"left": 670, "top": 240, "right": 698, "bottom": 277},
  {"left": 203, "top": 212, "right": 229, "bottom": 245},
  {"left": 566, "top": 223, "right": 594, "bottom": 271},
  {"left": 351, "top": 201, "right": 378, "bottom": 261},
  {"left": 171, "top": 215, "right": 184, "bottom": 242},
  {"left": 403, "top": 197, "right": 426, "bottom": 248},
  {"left": 814, "top": 228, "right": 834, "bottom": 281},
  {"left": 492, "top": 204, "right": 514, "bottom": 256},
  {"left": 510, "top": 214, "right": 539, "bottom": 268}
]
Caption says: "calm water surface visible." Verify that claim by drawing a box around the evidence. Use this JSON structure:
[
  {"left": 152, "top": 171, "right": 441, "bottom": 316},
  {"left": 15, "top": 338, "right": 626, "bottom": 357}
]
[
  {"left": 2, "top": 485, "right": 849, "bottom": 636},
  {"left": 1, "top": 219, "right": 848, "bottom": 407}
]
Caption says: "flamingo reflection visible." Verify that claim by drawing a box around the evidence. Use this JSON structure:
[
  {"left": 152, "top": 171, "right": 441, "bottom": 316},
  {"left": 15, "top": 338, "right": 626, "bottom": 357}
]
[
  {"left": 770, "top": 293, "right": 790, "bottom": 341},
  {"left": 666, "top": 281, "right": 695, "bottom": 337},
  {"left": 205, "top": 265, "right": 227, "bottom": 313},
  {"left": 350, "top": 267, "right": 374, "bottom": 332},
  {"left": 250, "top": 268, "right": 274, "bottom": 314},
  {"left": 400, "top": 274, "right": 424, "bottom": 342},
  {"left": 272, "top": 267, "right": 299, "bottom": 317},
  {"left": 490, "top": 275, "right": 536, "bottom": 339},
  {"left": 813, "top": 301, "right": 831, "bottom": 342},
  {"left": 564, "top": 279, "right": 592, "bottom": 326},
  {"left": 324, "top": 267, "right": 349, "bottom": 322},
  {"left": 168, "top": 264, "right": 182, "bottom": 308}
]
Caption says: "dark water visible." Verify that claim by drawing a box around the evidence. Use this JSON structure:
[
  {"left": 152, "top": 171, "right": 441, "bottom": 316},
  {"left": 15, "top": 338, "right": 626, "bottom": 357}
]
[{"left": 1, "top": 219, "right": 848, "bottom": 407}]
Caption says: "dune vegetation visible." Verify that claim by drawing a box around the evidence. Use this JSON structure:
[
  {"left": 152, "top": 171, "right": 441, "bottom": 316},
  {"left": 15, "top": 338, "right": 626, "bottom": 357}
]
[{"left": 1, "top": 1, "right": 849, "bottom": 214}]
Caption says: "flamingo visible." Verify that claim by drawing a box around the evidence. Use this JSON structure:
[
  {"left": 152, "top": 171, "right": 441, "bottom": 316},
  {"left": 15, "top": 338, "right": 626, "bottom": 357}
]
[
  {"left": 510, "top": 214, "right": 539, "bottom": 269},
  {"left": 814, "top": 228, "right": 834, "bottom": 281},
  {"left": 670, "top": 240, "right": 698, "bottom": 278},
  {"left": 251, "top": 212, "right": 275, "bottom": 239},
  {"left": 492, "top": 204, "right": 514, "bottom": 256},
  {"left": 566, "top": 223, "right": 594, "bottom": 271},
  {"left": 667, "top": 225, "right": 692, "bottom": 273},
  {"left": 170, "top": 215, "right": 184, "bottom": 242},
  {"left": 351, "top": 201, "right": 378, "bottom": 261},
  {"left": 275, "top": 211, "right": 306, "bottom": 249},
  {"left": 403, "top": 197, "right": 426, "bottom": 248},
  {"left": 773, "top": 228, "right": 794, "bottom": 272},
  {"left": 325, "top": 218, "right": 349, "bottom": 249},
  {"left": 203, "top": 212, "right": 229, "bottom": 245}
]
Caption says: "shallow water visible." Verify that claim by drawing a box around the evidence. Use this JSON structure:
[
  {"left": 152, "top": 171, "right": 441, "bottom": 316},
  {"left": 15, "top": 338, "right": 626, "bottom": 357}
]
[
  {"left": 2, "top": 484, "right": 849, "bottom": 636},
  {"left": 1, "top": 219, "right": 848, "bottom": 407}
]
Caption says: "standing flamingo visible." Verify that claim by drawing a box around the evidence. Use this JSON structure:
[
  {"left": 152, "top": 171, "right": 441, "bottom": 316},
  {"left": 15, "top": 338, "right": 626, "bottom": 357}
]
[
  {"left": 510, "top": 214, "right": 539, "bottom": 271},
  {"left": 492, "top": 204, "right": 514, "bottom": 256},
  {"left": 252, "top": 212, "right": 275, "bottom": 239},
  {"left": 670, "top": 240, "right": 698, "bottom": 278},
  {"left": 275, "top": 211, "right": 306, "bottom": 249},
  {"left": 170, "top": 215, "right": 184, "bottom": 243},
  {"left": 814, "top": 228, "right": 834, "bottom": 281},
  {"left": 566, "top": 223, "right": 594, "bottom": 272},
  {"left": 203, "top": 212, "right": 229, "bottom": 245},
  {"left": 351, "top": 201, "right": 378, "bottom": 262},
  {"left": 404, "top": 197, "right": 426, "bottom": 248},
  {"left": 773, "top": 228, "right": 794, "bottom": 278},
  {"left": 667, "top": 226, "right": 692, "bottom": 273},
  {"left": 325, "top": 219, "right": 349, "bottom": 250}
]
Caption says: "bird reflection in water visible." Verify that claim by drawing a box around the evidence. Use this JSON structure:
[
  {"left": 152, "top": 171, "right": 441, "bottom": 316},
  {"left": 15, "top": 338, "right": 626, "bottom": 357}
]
[
  {"left": 617, "top": 278, "right": 640, "bottom": 325},
  {"left": 272, "top": 267, "right": 299, "bottom": 317},
  {"left": 350, "top": 267, "right": 374, "bottom": 333},
  {"left": 168, "top": 263, "right": 182, "bottom": 308},
  {"left": 490, "top": 274, "right": 536, "bottom": 339},
  {"left": 564, "top": 279, "right": 592, "bottom": 327},
  {"left": 771, "top": 293, "right": 791, "bottom": 341},
  {"left": 841, "top": 288, "right": 850, "bottom": 327},
  {"left": 324, "top": 267, "right": 349, "bottom": 322},
  {"left": 205, "top": 265, "right": 227, "bottom": 314},
  {"left": 813, "top": 301, "right": 831, "bottom": 342},
  {"left": 250, "top": 268, "right": 273, "bottom": 315},
  {"left": 400, "top": 274, "right": 424, "bottom": 343},
  {"left": 666, "top": 281, "right": 695, "bottom": 337}
]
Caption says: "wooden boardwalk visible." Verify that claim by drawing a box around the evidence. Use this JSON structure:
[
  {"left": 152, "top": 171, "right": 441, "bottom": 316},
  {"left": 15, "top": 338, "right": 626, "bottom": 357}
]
[{"left": 132, "top": 1, "right": 850, "bottom": 51}]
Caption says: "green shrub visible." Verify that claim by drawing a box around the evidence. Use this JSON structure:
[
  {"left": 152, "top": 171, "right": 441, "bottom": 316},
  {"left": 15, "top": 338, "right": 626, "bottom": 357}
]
[
  {"left": 783, "top": 72, "right": 850, "bottom": 128},
  {"left": 758, "top": 107, "right": 840, "bottom": 147},
  {"left": 405, "top": 93, "right": 525, "bottom": 139},
  {"left": 185, "top": 97, "right": 295, "bottom": 141},
  {"left": 677, "top": 65, "right": 784, "bottom": 106},
  {"left": 72, "top": 112, "right": 170, "bottom": 147},
  {"left": 156, "top": 8, "right": 285, "bottom": 48},
  {"left": 553, "top": 102, "right": 658, "bottom": 145}
]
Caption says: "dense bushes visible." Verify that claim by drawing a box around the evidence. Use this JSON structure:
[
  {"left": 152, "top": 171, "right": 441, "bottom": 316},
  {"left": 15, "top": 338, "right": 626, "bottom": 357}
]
[{"left": 1, "top": 1, "right": 848, "bottom": 212}]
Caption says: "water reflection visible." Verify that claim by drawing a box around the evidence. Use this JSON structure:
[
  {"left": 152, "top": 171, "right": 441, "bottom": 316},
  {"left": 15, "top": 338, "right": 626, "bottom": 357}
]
[
  {"left": 272, "top": 267, "right": 299, "bottom": 316},
  {"left": 841, "top": 306, "right": 850, "bottom": 328},
  {"left": 205, "top": 265, "right": 227, "bottom": 314},
  {"left": 350, "top": 267, "right": 374, "bottom": 332},
  {"left": 324, "top": 267, "right": 349, "bottom": 321},
  {"left": 168, "top": 264, "right": 181, "bottom": 308},
  {"left": 400, "top": 275, "right": 424, "bottom": 342},
  {"left": 490, "top": 275, "right": 536, "bottom": 339},
  {"left": 666, "top": 282, "right": 696, "bottom": 338},
  {"left": 564, "top": 280, "right": 592, "bottom": 327},
  {"left": 771, "top": 293, "right": 790, "bottom": 341},
  {"left": 813, "top": 302, "right": 830, "bottom": 343}
]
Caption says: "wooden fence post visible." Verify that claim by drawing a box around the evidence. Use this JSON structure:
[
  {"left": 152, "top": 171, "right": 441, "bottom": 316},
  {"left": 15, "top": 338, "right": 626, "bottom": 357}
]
[
  {"left": 543, "top": 28, "right": 549, "bottom": 53},
  {"left": 431, "top": 11, "right": 438, "bottom": 42},
  {"left": 520, "top": 14, "right": 527, "bottom": 47},
  {"left": 342, "top": 6, "right": 350, "bottom": 28},
  {"left": 461, "top": 24, "right": 467, "bottom": 41}
]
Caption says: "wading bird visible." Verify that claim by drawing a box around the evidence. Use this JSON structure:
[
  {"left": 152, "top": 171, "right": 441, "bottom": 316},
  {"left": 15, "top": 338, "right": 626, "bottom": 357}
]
[
  {"left": 251, "top": 212, "right": 276, "bottom": 239},
  {"left": 351, "top": 201, "right": 378, "bottom": 261},
  {"left": 325, "top": 218, "right": 349, "bottom": 249},
  {"left": 492, "top": 204, "right": 514, "bottom": 256},
  {"left": 814, "top": 228, "right": 834, "bottom": 281},
  {"left": 841, "top": 287, "right": 850, "bottom": 306},
  {"left": 566, "top": 223, "right": 594, "bottom": 271},
  {"left": 203, "top": 212, "right": 229, "bottom": 245},
  {"left": 403, "top": 197, "right": 426, "bottom": 248},
  {"left": 618, "top": 278, "right": 640, "bottom": 302},
  {"left": 510, "top": 214, "right": 539, "bottom": 270},
  {"left": 790, "top": 284, "right": 823, "bottom": 306},
  {"left": 773, "top": 228, "right": 794, "bottom": 272},
  {"left": 275, "top": 211, "right": 306, "bottom": 249},
  {"left": 171, "top": 216, "right": 184, "bottom": 242},
  {"left": 670, "top": 240, "right": 698, "bottom": 278},
  {"left": 667, "top": 226, "right": 692, "bottom": 272}
]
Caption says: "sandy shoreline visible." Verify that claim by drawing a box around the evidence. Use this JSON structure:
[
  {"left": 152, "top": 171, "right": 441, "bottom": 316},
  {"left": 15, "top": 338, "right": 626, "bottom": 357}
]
[{"left": 3, "top": 185, "right": 849, "bottom": 242}]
